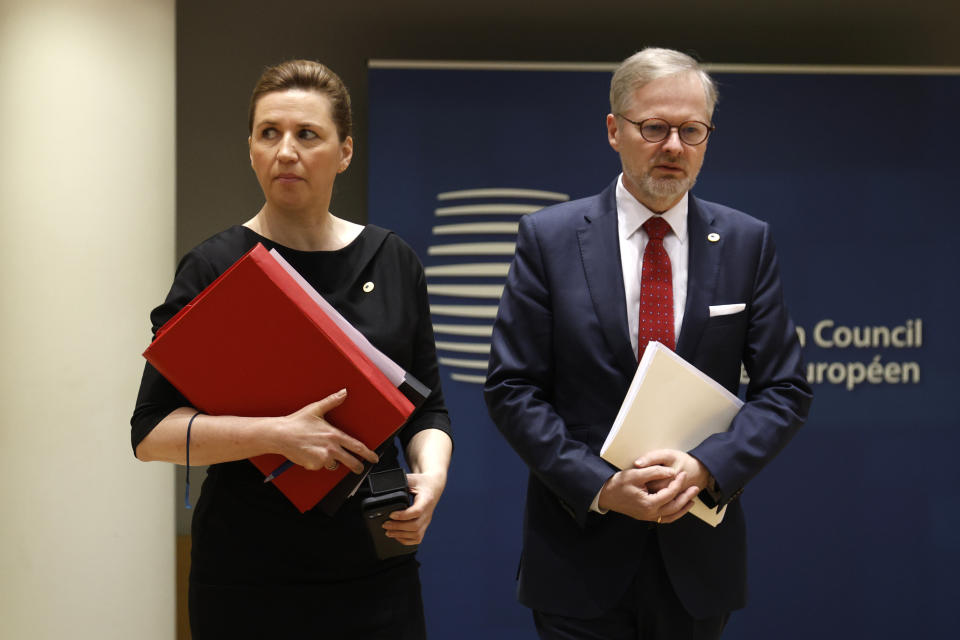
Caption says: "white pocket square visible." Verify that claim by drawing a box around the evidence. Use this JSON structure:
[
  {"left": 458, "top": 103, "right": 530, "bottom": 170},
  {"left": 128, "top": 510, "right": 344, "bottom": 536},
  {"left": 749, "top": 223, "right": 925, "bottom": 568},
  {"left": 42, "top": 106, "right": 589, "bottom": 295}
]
[{"left": 709, "top": 303, "right": 746, "bottom": 317}]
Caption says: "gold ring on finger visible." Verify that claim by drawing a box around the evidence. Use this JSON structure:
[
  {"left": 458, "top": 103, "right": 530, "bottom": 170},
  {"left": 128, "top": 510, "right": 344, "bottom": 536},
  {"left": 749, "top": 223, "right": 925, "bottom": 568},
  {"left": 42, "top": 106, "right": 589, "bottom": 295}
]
[{"left": 657, "top": 514, "right": 662, "bottom": 524}]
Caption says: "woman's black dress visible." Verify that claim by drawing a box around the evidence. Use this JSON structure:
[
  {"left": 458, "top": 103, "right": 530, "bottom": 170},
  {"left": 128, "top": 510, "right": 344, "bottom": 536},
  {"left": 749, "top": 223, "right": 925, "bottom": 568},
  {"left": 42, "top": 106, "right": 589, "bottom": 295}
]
[{"left": 131, "top": 225, "right": 451, "bottom": 638}]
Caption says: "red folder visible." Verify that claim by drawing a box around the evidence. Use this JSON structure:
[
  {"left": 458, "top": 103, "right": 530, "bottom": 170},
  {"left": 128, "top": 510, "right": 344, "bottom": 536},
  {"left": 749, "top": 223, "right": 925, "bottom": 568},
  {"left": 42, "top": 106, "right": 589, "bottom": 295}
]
[{"left": 144, "top": 243, "right": 422, "bottom": 513}]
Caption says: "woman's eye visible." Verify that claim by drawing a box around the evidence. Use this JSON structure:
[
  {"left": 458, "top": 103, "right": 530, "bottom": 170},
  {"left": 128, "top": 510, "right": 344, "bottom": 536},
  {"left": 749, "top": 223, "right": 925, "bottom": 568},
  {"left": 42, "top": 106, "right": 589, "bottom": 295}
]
[
  {"left": 298, "top": 129, "right": 318, "bottom": 140},
  {"left": 260, "top": 127, "right": 278, "bottom": 139}
]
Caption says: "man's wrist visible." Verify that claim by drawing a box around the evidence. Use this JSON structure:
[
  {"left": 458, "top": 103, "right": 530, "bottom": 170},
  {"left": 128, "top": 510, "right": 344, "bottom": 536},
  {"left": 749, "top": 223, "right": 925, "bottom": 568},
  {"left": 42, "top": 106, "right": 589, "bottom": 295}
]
[
  {"left": 592, "top": 473, "right": 615, "bottom": 514},
  {"left": 698, "top": 472, "right": 723, "bottom": 507},
  {"left": 590, "top": 490, "right": 609, "bottom": 514}
]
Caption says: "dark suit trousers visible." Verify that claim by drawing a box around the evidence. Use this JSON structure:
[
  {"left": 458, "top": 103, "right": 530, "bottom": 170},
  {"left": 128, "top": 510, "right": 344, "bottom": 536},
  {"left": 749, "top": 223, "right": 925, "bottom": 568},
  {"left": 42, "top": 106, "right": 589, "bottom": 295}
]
[{"left": 533, "top": 530, "right": 728, "bottom": 640}]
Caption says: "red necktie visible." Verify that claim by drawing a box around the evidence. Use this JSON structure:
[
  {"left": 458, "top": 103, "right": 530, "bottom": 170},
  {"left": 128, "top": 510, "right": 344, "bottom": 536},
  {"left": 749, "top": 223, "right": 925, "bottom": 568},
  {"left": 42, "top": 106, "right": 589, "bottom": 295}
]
[{"left": 638, "top": 216, "right": 674, "bottom": 359}]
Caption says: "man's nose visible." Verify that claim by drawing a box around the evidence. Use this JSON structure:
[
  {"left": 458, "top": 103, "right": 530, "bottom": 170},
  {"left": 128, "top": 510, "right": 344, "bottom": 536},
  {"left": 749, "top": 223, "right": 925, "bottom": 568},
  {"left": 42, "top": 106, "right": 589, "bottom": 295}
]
[{"left": 660, "top": 128, "right": 684, "bottom": 154}]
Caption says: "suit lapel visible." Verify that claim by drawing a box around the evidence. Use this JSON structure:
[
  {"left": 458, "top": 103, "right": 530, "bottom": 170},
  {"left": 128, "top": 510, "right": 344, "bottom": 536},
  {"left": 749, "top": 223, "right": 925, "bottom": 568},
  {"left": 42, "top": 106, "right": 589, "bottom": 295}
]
[
  {"left": 677, "top": 196, "right": 722, "bottom": 360},
  {"left": 576, "top": 182, "right": 637, "bottom": 377}
]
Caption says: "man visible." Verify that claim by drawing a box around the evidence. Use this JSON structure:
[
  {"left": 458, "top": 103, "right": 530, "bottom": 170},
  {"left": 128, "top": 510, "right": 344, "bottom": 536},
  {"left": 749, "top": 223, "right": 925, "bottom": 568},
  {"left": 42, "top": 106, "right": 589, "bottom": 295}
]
[{"left": 484, "top": 47, "right": 812, "bottom": 639}]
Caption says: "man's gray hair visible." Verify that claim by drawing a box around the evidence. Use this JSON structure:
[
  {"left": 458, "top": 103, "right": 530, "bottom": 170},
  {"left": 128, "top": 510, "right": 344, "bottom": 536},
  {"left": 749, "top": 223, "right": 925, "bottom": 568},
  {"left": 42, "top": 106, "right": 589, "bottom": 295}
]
[{"left": 610, "top": 47, "right": 718, "bottom": 118}]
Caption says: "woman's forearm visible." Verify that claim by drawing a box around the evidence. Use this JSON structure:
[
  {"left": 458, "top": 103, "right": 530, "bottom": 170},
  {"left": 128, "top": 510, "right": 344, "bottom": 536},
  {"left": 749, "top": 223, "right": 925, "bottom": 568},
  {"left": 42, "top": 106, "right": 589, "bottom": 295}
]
[
  {"left": 382, "top": 428, "right": 453, "bottom": 545},
  {"left": 405, "top": 428, "right": 453, "bottom": 478},
  {"left": 134, "top": 406, "right": 281, "bottom": 465},
  {"left": 134, "top": 391, "right": 379, "bottom": 471}
]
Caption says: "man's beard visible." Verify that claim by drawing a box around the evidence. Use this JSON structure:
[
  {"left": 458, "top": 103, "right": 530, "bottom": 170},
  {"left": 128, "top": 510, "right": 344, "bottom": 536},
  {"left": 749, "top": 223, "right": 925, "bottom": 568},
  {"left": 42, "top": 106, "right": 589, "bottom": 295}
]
[
  {"left": 637, "top": 171, "right": 697, "bottom": 205},
  {"left": 633, "top": 152, "right": 700, "bottom": 208}
]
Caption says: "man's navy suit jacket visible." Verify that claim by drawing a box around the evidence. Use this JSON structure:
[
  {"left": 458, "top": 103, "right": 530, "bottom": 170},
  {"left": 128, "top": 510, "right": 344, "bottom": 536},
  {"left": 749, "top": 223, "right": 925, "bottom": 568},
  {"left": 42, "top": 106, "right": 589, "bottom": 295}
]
[{"left": 484, "top": 180, "right": 812, "bottom": 620}]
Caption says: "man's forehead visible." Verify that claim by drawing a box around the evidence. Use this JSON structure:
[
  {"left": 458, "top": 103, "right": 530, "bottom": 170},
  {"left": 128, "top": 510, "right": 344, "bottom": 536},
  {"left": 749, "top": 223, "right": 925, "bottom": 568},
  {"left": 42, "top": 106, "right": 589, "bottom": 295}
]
[{"left": 626, "top": 72, "right": 710, "bottom": 119}]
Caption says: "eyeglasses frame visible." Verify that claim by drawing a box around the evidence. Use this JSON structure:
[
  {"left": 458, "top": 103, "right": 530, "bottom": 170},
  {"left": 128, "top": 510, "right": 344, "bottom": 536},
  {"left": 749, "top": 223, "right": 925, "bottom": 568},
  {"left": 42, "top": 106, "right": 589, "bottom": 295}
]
[{"left": 615, "top": 114, "right": 716, "bottom": 146}]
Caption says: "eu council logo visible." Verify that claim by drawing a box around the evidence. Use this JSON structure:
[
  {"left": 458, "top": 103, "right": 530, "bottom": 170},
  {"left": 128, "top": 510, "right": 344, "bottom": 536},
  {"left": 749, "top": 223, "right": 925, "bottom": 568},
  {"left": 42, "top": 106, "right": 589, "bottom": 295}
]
[{"left": 425, "top": 188, "right": 568, "bottom": 385}]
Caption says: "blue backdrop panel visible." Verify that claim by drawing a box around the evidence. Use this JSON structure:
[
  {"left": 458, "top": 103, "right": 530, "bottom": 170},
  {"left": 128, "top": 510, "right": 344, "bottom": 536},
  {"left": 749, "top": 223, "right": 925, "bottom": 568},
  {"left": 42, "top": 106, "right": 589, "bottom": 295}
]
[{"left": 368, "top": 66, "right": 960, "bottom": 639}]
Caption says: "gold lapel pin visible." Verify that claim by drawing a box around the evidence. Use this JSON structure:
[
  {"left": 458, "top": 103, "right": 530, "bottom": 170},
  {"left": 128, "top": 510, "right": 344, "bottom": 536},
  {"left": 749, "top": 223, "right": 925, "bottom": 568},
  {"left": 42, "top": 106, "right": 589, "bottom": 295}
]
[
  {"left": 362, "top": 281, "right": 375, "bottom": 293},
  {"left": 707, "top": 233, "right": 720, "bottom": 243}
]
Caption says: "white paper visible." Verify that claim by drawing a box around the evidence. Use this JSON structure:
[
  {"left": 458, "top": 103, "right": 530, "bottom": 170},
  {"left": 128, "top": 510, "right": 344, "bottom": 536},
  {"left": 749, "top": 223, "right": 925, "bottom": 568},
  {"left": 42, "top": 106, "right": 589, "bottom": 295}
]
[
  {"left": 688, "top": 497, "right": 727, "bottom": 527},
  {"left": 600, "top": 342, "right": 742, "bottom": 527}
]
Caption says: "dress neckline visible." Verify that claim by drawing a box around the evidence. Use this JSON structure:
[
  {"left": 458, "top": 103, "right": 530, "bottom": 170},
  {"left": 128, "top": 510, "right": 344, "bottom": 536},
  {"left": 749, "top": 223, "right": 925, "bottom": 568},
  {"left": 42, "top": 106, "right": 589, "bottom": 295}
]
[{"left": 236, "top": 224, "right": 369, "bottom": 255}]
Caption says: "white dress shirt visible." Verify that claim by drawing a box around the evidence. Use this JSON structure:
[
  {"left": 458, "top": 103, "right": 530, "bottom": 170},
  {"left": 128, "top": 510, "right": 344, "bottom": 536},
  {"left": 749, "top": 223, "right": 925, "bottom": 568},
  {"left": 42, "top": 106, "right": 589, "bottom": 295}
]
[
  {"left": 590, "top": 176, "right": 691, "bottom": 513},
  {"left": 615, "top": 175, "right": 689, "bottom": 357}
]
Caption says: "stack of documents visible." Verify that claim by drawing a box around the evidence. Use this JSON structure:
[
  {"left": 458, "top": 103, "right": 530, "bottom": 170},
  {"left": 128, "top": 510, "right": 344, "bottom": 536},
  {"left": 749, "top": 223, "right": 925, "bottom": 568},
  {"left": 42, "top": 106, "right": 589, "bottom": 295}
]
[
  {"left": 600, "top": 342, "right": 743, "bottom": 526},
  {"left": 144, "top": 243, "right": 427, "bottom": 513}
]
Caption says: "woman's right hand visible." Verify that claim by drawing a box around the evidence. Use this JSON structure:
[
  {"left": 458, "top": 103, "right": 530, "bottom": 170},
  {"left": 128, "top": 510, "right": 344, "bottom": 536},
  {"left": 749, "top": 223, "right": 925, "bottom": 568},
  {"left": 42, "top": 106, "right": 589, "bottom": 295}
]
[{"left": 274, "top": 389, "right": 379, "bottom": 473}]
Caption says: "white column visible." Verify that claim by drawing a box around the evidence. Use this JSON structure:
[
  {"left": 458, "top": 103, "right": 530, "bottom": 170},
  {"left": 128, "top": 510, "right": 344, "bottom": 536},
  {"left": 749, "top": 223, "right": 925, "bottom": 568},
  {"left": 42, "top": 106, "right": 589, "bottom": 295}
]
[{"left": 0, "top": 1, "right": 176, "bottom": 638}]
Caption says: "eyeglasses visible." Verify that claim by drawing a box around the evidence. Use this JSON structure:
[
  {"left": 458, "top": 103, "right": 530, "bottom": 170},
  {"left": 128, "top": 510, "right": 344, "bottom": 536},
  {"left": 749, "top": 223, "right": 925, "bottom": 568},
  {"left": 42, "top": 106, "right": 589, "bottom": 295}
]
[{"left": 616, "top": 115, "right": 715, "bottom": 146}]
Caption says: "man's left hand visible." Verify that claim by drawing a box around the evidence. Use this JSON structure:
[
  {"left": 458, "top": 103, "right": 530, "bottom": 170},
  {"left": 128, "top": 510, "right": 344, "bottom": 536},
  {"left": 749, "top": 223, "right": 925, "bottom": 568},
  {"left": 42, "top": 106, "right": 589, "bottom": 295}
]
[{"left": 636, "top": 449, "right": 712, "bottom": 498}]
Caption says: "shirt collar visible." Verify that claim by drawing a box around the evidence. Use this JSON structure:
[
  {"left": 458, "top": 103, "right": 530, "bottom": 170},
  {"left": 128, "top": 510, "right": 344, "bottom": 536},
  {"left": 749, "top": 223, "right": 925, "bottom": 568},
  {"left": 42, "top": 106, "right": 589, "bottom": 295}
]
[{"left": 615, "top": 173, "right": 688, "bottom": 244}]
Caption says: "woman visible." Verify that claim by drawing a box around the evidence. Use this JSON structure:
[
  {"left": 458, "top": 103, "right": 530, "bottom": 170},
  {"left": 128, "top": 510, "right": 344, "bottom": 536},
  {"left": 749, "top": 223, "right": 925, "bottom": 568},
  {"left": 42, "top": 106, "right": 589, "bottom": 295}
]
[{"left": 131, "top": 60, "right": 452, "bottom": 639}]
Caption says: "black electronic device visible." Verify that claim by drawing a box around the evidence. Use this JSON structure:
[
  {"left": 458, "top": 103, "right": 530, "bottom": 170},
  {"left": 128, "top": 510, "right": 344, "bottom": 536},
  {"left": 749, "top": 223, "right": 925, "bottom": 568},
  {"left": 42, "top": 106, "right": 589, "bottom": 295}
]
[{"left": 361, "top": 469, "right": 417, "bottom": 559}]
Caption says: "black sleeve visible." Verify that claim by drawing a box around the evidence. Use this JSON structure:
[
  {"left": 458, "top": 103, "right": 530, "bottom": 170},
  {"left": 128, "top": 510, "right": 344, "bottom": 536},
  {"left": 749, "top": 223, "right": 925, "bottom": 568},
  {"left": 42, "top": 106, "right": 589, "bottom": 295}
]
[
  {"left": 130, "top": 250, "right": 220, "bottom": 454},
  {"left": 395, "top": 248, "right": 452, "bottom": 451}
]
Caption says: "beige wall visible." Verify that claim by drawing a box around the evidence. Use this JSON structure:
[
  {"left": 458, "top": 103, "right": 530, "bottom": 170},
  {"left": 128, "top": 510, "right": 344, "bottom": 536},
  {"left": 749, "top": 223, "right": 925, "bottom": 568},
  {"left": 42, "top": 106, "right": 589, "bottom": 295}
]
[{"left": 0, "top": 1, "right": 176, "bottom": 638}]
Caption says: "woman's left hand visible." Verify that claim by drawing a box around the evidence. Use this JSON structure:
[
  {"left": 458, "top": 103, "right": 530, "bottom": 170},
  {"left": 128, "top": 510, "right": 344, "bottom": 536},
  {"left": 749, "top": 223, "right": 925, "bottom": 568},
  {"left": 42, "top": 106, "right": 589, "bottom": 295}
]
[{"left": 381, "top": 470, "right": 447, "bottom": 546}]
